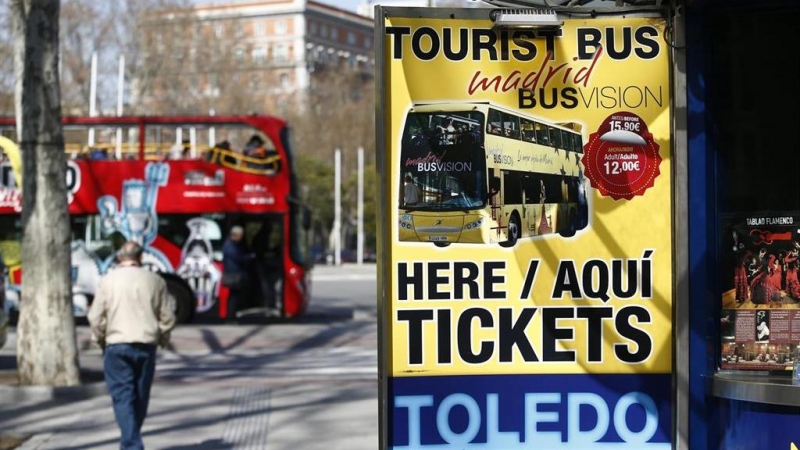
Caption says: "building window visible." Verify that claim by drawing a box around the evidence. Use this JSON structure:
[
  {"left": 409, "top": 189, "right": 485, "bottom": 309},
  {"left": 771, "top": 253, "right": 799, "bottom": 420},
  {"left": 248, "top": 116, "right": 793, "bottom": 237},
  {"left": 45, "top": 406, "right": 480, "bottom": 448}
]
[
  {"left": 331, "top": 27, "right": 338, "bottom": 40},
  {"left": 207, "top": 74, "right": 219, "bottom": 97},
  {"left": 310, "top": 22, "right": 318, "bottom": 36},
  {"left": 250, "top": 75, "right": 260, "bottom": 90},
  {"left": 275, "top": 20, "right": 287, "bottom": 35},
  {"left": 252, "top": 46, "right": 266, "bottom": 63},
  {"left": 274, "top": 44, "right": 288, "bottom": 62},
  {"left": 255, "top": 22, "right": 266, "bottom": 37},
  {"left": 321, "top": 25, "right": 328, "bottom": 38},
  {"left": 280, "top": 73, "right": 290, "bottom": 89},
  {"left": 155, "top": 32, "right": 163, "bottom": 53},
  {"left": 214, "top": 24, "right": 224, "bottom": 38},
  {"left": 234, "top": 48, "right": 245, "bottom": 61},
  {"left": 348, "top": 32, "right": 356, "bottom": 45},
  {"left": 277, "top": 96, "right": 288, "bottom": 114},
  {"left": 364, "top": 37, "right": 372, "bottom": 50}
]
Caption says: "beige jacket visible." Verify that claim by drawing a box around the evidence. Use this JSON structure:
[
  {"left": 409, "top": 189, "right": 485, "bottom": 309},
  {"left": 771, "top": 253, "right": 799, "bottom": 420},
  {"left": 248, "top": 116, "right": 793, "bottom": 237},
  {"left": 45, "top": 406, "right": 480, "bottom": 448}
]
[{"left": 88, "top": 263, "right": 176, "bottom": 347}]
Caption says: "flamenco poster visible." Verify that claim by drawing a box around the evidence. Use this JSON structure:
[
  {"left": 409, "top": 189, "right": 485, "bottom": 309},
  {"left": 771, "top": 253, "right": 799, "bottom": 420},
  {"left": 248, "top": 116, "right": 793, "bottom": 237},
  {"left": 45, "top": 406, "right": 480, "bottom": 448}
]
[{"left": 720, "top": 213, "right": 800, "bottom": 371}]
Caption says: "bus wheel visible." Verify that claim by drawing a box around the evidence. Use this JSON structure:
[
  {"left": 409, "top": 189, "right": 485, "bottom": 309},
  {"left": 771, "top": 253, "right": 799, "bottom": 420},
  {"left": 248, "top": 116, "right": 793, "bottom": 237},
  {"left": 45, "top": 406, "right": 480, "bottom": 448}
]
[
  {"left": 559, "top": 209, "right": 578, "bottom": 238},
  {"left": 500, "top": 213, "right": 521, "bottom": 248},
  {"left": 434, "top": 242, "right": 450, "bottom": 248},
  {"left": 164, "top": 277, "right": 195, "bottom": 324}
]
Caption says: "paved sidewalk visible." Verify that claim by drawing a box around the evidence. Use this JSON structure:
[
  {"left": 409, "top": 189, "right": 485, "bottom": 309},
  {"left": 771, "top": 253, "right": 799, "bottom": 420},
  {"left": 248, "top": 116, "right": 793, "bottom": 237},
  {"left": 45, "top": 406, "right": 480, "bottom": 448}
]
[
  {"left": 2, "top": 380, "right": 377, "bottom": 449},
  {"left": 0, "top": 291, "right": 379, "bottom": 449}
]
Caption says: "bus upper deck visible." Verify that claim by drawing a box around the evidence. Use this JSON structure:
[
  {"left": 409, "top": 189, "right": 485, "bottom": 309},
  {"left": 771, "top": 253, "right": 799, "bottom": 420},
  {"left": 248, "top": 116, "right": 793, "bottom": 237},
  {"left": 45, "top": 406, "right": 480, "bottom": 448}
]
[
  {"left": 0, "top": 115, "right": 292, "bottom": 180},
  {"left": 0, "top": 115, "right": 311, "bottom": 322}
]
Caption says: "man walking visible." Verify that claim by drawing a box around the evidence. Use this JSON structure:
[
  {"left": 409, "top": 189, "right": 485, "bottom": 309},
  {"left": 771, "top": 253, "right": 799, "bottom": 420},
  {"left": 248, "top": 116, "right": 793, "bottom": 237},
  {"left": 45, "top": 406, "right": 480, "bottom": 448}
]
[
  {"left": 88, "top": 241, "right": 176, "bottom": 450},
  {"left": 222, "top": 225, "right": 254, "bottom": 322}
]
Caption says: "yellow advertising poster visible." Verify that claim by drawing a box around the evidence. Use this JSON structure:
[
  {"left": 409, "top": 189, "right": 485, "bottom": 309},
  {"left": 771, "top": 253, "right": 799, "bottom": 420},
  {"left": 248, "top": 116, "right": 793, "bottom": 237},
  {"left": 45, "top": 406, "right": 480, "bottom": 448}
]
[{"left": 380, "top": 10, "right": 672, "bottom": 449}]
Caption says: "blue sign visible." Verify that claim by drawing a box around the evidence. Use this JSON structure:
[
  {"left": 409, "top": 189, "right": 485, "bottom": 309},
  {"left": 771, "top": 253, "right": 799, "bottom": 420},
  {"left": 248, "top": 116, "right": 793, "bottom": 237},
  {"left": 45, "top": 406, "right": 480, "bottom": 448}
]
[
  {"left": 711, "top": 396, "right": 800, "bottom": 450},
  {"left": 390, "top": 374, "right": 671, "bottom": 449}
]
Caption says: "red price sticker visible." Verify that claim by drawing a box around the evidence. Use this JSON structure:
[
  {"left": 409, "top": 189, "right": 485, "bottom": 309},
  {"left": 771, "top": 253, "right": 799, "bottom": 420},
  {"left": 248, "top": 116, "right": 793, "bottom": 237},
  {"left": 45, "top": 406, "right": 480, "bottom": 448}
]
[{"left": 582, "top": 112, "right": 662, "bottom": 201}]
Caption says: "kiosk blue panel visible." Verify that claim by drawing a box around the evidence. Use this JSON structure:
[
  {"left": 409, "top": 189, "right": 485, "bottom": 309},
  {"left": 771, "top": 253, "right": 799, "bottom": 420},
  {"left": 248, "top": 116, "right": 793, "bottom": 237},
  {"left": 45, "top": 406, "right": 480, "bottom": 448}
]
[{"left": 389, "top": 374, "right": 671, "bottom": 449}]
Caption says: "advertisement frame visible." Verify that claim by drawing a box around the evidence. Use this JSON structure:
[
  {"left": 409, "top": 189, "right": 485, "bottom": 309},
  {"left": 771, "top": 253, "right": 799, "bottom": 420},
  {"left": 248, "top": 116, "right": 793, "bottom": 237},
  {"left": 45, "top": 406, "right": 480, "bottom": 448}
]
[{"left": 375, "top": 6, "right": 680, "bottom": 449}]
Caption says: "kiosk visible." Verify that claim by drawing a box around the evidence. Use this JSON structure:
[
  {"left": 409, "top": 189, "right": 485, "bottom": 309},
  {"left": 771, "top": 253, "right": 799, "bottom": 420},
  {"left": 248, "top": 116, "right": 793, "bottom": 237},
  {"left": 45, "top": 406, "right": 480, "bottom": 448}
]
[{"left": 687, "top": 2, "right": 800, "bottom": 449}]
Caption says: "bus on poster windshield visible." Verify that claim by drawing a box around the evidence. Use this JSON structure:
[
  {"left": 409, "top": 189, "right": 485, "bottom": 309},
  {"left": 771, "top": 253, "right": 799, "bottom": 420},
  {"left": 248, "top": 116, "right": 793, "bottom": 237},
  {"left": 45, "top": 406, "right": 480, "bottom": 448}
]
[
  {"left": 0, "top": 115, "right": 312, "bottom": 324},
  {"left": 398, "top": 102, "right": 589, "bottom": 247}
]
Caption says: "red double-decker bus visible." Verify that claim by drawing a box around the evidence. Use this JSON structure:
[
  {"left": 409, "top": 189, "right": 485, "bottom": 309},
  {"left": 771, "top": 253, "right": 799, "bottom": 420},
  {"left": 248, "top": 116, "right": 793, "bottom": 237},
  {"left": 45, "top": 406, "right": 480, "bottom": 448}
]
[{"left": 0, "top": 115, "right": 312, "bottom": 323}]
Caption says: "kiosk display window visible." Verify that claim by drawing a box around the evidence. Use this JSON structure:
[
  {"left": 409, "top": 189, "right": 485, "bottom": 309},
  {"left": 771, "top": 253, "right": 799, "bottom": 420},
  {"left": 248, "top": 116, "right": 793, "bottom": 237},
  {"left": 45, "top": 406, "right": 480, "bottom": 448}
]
[
  {"left": 719, "top": 214, "right": 800, "bottom": 371},
  {"left": 710, "top": 11, "right": 800, "bottom": 374}
]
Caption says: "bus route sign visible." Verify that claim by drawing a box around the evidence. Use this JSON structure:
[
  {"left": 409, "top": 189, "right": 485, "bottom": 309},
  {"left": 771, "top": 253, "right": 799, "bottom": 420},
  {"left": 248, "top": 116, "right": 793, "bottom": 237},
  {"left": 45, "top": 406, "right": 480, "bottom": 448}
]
[{"left": 377, "top": 8, "right": 674, "bottom": 450}]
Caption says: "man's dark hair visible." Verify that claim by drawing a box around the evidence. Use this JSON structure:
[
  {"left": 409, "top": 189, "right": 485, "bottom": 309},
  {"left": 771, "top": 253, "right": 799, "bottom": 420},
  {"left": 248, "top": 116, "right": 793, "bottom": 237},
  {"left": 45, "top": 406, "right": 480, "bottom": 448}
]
[
  {"left": 117, "top": 241, "right": 144, "bottom": 262},
  {"left": 247, "top": 135, "right": 264, "bottom": 146}
]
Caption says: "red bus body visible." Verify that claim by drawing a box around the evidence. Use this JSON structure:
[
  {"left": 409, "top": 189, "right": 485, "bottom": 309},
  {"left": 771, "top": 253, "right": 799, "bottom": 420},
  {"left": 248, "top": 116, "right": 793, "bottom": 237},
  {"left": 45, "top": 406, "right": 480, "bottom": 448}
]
[{"left": 0, "top": 115, "right": 311, "bottom": 322}]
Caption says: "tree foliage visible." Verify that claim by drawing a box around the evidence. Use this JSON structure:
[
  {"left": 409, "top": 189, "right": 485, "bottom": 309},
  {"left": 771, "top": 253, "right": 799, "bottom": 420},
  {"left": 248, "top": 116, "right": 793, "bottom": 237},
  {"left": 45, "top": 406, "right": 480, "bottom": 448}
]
[
  {"left": 343, "top": 162, "right": 377, "bottom": 251},
  {"left": 295, "top": 153, "right": 335, "bottom": 249}
]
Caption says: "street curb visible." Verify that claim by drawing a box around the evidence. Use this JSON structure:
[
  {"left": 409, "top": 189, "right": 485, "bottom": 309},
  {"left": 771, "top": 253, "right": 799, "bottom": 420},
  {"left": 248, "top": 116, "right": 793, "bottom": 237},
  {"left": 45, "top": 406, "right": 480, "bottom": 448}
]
[{"left": 0, "top": 378, "right": 106, "bottom": 403}]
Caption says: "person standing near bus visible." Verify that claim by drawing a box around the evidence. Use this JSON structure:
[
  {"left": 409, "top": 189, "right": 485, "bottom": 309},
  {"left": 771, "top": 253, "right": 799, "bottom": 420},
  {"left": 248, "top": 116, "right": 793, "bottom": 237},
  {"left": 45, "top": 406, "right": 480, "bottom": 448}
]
[
  {"left": 222, "top": 226, "right": 254, "bottom": 322},
  {"left": 88, "top": 241, "right": 175, "bottom": 450}
]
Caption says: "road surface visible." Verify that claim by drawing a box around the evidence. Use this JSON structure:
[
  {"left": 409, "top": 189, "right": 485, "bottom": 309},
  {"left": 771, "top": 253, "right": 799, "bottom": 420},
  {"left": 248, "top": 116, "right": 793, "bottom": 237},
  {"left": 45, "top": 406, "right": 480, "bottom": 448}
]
[{"left": 0, "top": 263, "right": 379, "bottom": 450}]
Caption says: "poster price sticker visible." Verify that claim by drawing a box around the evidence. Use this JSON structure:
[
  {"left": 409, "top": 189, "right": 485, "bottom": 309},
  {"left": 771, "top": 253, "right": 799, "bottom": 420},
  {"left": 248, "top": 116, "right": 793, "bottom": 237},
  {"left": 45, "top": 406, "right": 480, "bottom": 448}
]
[{"left": 583, "top": 111, "right": 662, "bottom": 201}]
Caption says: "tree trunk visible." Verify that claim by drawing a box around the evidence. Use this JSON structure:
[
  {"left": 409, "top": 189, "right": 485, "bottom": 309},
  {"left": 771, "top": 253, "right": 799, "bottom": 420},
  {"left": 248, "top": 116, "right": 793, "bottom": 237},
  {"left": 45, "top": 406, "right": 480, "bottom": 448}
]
[{"left": 12, "top": 0, "right": 79, "bottom": 386}]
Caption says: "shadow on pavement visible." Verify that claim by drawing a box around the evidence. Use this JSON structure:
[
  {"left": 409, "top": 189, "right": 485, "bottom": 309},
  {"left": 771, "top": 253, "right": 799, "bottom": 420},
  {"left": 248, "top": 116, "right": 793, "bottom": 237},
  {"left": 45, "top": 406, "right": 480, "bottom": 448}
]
[{"left": 158, "top": 439, "right": 234, "bottom": 449}]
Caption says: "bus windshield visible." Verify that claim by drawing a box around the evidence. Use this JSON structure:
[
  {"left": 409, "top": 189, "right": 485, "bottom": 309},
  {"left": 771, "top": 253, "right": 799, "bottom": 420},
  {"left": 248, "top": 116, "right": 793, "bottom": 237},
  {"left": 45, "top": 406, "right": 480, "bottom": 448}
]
[{"left": 400, "top": 111, "right": 486, "bottom": 211}]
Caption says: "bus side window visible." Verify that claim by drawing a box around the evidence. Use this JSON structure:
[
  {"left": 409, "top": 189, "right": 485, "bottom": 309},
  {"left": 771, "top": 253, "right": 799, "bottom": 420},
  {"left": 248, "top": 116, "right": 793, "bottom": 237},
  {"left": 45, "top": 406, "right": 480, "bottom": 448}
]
[
  {"left": 503, "top": 170, "right": 523, "bottom": 205},
  {"left": 520, "top": 119, "right": 536, "bottom": 143},
  {"left": 489, "top": 170, "right": 501, "bottom": 197},
  {"left": 502, "top": 112, "right": 520, "bottom": 140},
  {"left": 561, "top": 130, "right": 573, "bottom": 152},
  {"left": 488, "top": 109, "right": 503, "bottom": 136},
  {"left": 573, "top": 134, "right": 583, "bottom": 153},
  {"left": 522, "top": 174, "right": 538, "bottom": 203},
  {"left": 549, "top": 127, "right": 562, "bottom": 149},
  {"left": 535, "top": 122, "right": 549, "bottom": 145},
  {"left": 545, "top": 174, "right": 564, "bottom": 204}
]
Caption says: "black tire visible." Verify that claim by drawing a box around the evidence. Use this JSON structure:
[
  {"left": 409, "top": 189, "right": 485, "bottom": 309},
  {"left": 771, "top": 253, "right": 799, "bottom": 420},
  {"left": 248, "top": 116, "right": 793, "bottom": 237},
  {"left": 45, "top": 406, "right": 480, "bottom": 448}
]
[
  {"left": 578, "top": 201, "right": 589, "bottom": 230},
  {"left": 559, "top": 209, "right": 577, "bottom": 238},
  {"left": 164, "top": 277, "right": 195, "bottom": 324},
  {"left": 8, "top": 308, "right": 18, "bottom": 327},
  {"left": 500, "top": 213, "right": 521, "bottom": 248},
  {"left": 434, "top": 242, "right": 451, "bottom": 248}
]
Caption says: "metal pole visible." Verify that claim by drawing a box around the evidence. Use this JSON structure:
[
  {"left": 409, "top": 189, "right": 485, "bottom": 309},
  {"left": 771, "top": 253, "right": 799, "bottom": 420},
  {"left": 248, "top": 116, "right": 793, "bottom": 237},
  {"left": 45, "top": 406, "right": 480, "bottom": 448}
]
[
  {"left": 334, "top": 148, "right": 342, "bottom": 266},
  {"left": 190, "top": 127, "right": 197, "bottom": 158},
  {"left": 357, "top": 146, "right": 364, "bottom": 265},
  {"left": 116, "top": 55, "right": 125, "bottom": 115},
  {"left": 88, "top": 52, "right": 98, "bottom": 146},
  {"left": 209, "top": 108, "right": 216, "bottom": 147},
  {"left": 115, "top": 55, "right": 125, "bottom": 160}
]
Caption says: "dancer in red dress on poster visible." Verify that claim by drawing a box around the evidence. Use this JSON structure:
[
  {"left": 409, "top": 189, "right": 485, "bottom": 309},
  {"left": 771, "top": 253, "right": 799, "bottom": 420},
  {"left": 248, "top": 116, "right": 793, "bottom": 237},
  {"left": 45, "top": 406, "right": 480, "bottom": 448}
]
[
  {"left": 767, "top": 254, "right": 783, "bottom": 292},
  {"left": 734, "top": 250, "right": 750, "bottom": 304},
  {"left": 784, "top": 247, "right": 800, "bottom": 299},
  {"left": 750, "top": 253, "right": 776, "bottom": 305}
]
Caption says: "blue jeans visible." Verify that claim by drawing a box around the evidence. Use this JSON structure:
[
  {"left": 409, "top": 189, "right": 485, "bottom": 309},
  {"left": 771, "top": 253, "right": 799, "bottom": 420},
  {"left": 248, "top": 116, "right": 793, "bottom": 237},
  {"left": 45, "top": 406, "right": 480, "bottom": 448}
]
[{"left": 104, "top": 343, "right": 157, "bottom": 450}]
